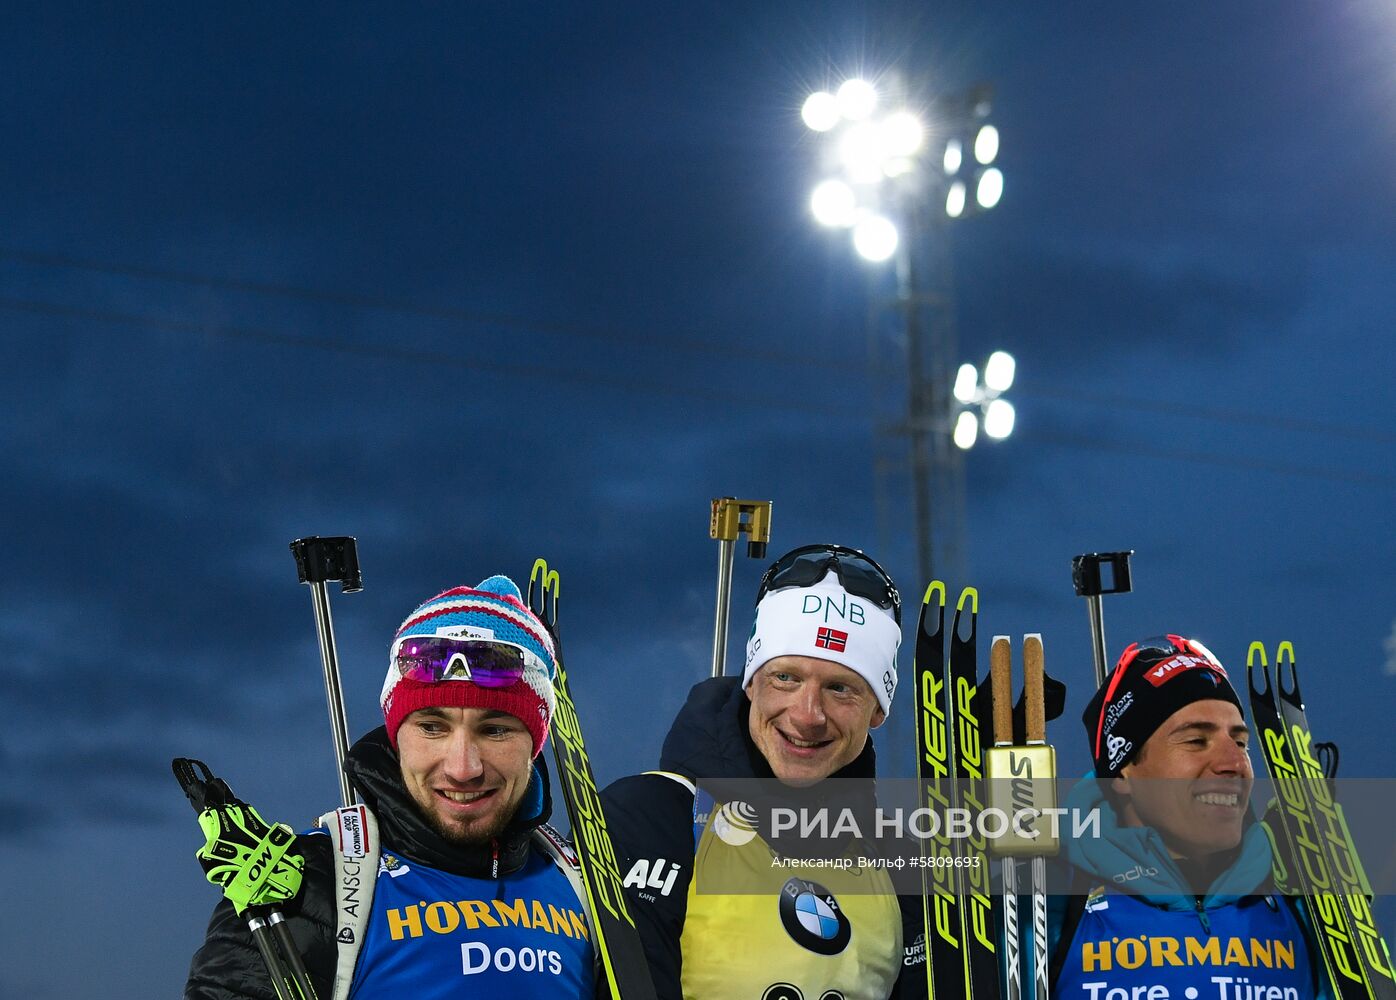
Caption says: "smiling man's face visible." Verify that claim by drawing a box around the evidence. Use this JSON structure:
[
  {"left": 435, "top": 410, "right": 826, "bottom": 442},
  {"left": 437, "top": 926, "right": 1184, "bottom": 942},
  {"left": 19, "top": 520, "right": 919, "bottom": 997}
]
[
  {"left": 1111, "top": 699, "right": 1253, "bottom": 859},
  {"left": 396, "top": 705, "right": 534, "bottom": 844},
  {"left": 746, "top": 655, "right": 884, "bottom": 787}
]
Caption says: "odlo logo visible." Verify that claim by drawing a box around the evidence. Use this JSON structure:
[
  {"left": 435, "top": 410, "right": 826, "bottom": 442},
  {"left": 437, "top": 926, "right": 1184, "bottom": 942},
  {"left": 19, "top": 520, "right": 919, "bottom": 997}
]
[
  {"left": 777, "top": 878, "right": 851, "bottom": 956},
  {"left": 1113, "top": 864, "right": 1160, "bottom": 884},
  {"left": 1106, "top": 734, "right": 1133, "bottom": 770}
]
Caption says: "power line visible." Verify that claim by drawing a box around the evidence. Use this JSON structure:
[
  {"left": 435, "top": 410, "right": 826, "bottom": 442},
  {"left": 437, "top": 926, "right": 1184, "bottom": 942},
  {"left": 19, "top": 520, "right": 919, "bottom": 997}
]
[
  {"left": 0, "top": 247, "right": 844, "bottom": 372},
  {"left": 1014, "top": 382, "right": 1396, "bottom": 446},
  {"left": 4, "top": 292, "right": 1391, "bottom": 491},
  {"left": 1028, "top": 429, "right": 1396, "bottom": 489},
  {"left": 0, "top": 295, "right": 867, "bottom": 419},
  {"left": 6, "top": 245, "right": 1395, "bottom": 448}
]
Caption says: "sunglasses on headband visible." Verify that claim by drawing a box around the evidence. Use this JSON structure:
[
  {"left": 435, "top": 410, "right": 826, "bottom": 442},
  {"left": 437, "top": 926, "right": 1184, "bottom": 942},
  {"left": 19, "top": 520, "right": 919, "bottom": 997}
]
[
  {"left": 757, "top": 544, "right": 902, "bottom": 626},
  {"left": 1092, "top": 634, "right": 1222, "bottom": 762},
  {"left": 390, "top": 635, "right": 533, "bottom": 689}
]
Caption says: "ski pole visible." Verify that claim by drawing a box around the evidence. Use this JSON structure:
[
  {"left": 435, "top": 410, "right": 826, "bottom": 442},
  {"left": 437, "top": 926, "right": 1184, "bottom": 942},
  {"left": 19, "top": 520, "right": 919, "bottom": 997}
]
[
  {"left": 986, "top": 634, "right": 1059, "bottom": 1000},
  {"left": 173, "top": 757, "right": 320, "bottom": 1000},
  {"left": 1070, "top": 551, "right": 1133, "bottom": 687},
  {"left": 289, "top": 535, "right": 363, "bottom": 807},
  {"left": 989, "top": 636, "right": 1023, "bottom": 1000},
  {"left": 708, "top": 498, "right": 773, "bottom": 678}
]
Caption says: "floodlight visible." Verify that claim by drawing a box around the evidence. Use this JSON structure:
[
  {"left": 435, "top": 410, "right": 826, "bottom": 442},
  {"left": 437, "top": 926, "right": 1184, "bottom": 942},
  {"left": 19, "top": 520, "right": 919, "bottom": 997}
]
[
  {"left": 953, "top": 363, "right": 979, "bottom": 404},
  {"left": 983, "top": 350, "right": 1015, "bottom": 392},
  {"left": 943, "top": 138, "right": 963, "bottom": 175},
  {"left": 946, "top": 180, "right": 967, "bottom": 218},
  {"left": 836, "top": 79, "right": 877, "bottom": 121},
  {"left": 974, "top": 124, "right": 999, "bottom": 165},
  {"left": 840, "top": 122, "right": 887, "bottom": 184},
  {"left": 984, "top": 398, "right": 1015, "bottom": 439},
  {"left": 852, "top": 214, "right": 898, "bottom": 262},
  {"left": 802, "top": 92, "right": 840, "bottom": 132},
  {"left": 954, "top": 410, "right": 979, "bottom": 450},
  {"left": 810, "top": 179, "right": 857, "bottom": 227},
  {"left": 883, "top": 157, "right": 916, "bottom": 178},
  {"left": 882, "top": 111, "right": 924, "bottom": 157},
  {"left": 976, "top": 168, "right": 1004, "bottom": 209}
]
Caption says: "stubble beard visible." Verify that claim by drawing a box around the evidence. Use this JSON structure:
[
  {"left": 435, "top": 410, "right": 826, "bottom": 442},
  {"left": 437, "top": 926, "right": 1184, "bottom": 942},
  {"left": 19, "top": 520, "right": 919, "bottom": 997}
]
[{"left": 409, "top": 788, "right": 516, "bottom": 847}]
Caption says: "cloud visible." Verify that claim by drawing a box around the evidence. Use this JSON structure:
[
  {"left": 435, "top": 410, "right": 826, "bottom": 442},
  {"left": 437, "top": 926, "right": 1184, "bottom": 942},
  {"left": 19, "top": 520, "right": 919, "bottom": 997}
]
[{"left": 955, "top": 244, "right": 1304, "bottom": 372}]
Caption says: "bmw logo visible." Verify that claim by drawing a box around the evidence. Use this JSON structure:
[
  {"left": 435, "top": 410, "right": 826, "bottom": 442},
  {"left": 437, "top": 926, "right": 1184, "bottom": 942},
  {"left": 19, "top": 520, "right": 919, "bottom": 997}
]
[{"left": 778, "top": 878, "right": 851, "bottom": 955}]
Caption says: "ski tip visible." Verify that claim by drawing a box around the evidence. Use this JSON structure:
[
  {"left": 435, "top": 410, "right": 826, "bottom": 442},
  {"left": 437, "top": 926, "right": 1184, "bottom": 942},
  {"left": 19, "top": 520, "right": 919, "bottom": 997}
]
[
  {"left": 992, "top": 633, "right": 1011, "bottom": 643},
  {"left": 1274, "top": 643, "right": 1299, "bottom": 697},
  {"left": 955, "top": 586, "right": 978, "bottom": 614},
  {"left": 921, "top": 580, "right": 946, "bottom": 606},
  {"left": 1245, "top": 642, "right": 1271, "bottom": 698},
  {"left": 1023, "top": 631, "right": 1043, "bottom": 643}
]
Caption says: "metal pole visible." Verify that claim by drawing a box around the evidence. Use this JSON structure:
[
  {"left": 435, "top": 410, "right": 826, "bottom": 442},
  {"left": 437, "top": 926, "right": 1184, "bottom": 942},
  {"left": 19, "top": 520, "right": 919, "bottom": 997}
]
[
  {"left": 1085, "top": 595, "right": 1108, "bottom": 688},
  {"left": 1071, "top": 551, "right": 1134, "bottom": 691},
  {"left": 711, "top": 537, "right": 736, "bottom": 678},
  {"left": 708, "top": 498, "right": 773, "bottom": 679},
  {"left": 897, "top": 216, "right": 935, "bottom": 589},
  {"left": 308, "top": 580, "right": 356, "bottom": 807},
  {"left": 290, "top": 536, "right": 363, "bottom": 809}
]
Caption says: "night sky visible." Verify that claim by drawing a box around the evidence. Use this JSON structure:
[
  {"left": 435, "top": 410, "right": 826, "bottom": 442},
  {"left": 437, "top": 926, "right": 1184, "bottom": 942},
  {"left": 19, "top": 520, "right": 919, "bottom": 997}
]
[{"left": 4, "top": 4, "right": 1395, "bottom": 996}]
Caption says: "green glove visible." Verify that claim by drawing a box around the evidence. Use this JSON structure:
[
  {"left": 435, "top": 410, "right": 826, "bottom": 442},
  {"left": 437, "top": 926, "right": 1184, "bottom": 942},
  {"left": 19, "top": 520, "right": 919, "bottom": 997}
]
[
  {"left": 195, "top": 801, "right": 306, "bottom": 914},
  {"left": 174, "top": 758, "right": 307, "bottom": 915}
]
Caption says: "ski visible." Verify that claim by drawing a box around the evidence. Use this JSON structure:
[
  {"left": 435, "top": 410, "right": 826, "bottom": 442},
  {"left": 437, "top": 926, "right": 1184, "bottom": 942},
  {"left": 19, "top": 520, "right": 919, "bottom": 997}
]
[
  {"left": 1248, "top": 641, "right": 1395, "bottom": 1000},
  {"left": 527, "top": 558, "right": 658, "bottom": 1000},
  {"left": 948, "top": 587, "right": 999, "bottom": 998},
  {"left": 915, "top": 581, "right": 970, "bottom": 1000},
  {"left": 1272, "top": 643, "right": 1395, "bottom": 999}
]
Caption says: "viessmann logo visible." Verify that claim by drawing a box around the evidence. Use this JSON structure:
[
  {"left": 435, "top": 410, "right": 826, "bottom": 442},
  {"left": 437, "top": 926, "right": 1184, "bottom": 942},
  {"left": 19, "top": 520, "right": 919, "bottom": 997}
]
[{"left": 1144, "top": 654, "right": 1217, "bottom": 687}]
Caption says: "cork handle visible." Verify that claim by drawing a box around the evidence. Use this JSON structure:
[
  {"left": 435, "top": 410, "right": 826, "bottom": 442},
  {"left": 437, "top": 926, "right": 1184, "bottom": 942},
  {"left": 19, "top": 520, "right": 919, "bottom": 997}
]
[
  {"left": 1024, "top": 633, "right": 1045, "bottom": 743},
  {"left": 991, "top": 635, "right": 1013, "bottom": 746}
]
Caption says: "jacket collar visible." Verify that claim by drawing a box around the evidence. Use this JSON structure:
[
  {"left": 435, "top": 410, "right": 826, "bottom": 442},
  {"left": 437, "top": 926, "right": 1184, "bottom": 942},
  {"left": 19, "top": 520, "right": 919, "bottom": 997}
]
[{"left": 1062, "top": 772, "right": 1275, "bottom": 909}]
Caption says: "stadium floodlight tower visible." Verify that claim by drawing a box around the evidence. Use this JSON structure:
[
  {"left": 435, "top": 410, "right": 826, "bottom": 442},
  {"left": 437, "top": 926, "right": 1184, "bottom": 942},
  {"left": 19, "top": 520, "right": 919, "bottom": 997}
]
[{"left": 802, "top": 74, "right": 1006, "bottom": 586}]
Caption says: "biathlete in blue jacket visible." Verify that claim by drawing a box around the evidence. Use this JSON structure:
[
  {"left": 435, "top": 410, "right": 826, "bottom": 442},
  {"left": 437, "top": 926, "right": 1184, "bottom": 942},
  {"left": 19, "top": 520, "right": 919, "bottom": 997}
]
[
  {"left": 1048, "top": 634, "right": 1331, "bottom": 999},
  {"left": 186, "top": 576, "right": 597, "bottom": 1000}
]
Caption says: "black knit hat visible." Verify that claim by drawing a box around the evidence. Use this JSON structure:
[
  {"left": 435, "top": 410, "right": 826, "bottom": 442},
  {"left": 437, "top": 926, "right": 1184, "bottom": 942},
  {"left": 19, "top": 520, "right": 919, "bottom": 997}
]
[{"left": 1081, "top": 634, "right": 1243, "bottom": 778}]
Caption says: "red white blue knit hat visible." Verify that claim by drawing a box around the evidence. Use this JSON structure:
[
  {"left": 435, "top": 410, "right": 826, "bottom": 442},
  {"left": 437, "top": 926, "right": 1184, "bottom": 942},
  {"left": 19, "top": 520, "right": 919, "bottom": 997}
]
[{"left": 380, "top": 575, "right": 557, "bottom": 756}]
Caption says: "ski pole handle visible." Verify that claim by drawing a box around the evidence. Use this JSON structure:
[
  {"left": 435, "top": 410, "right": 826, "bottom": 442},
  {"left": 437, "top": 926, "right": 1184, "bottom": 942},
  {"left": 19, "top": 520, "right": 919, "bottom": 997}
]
[
  {"left": 1023, "top": 633, "right": 1045, "bottom": 744},
  {"left": 289, "top": 535, "right": 361, "bottom": 808},
  {"left": 1070, "top": 551, "right": 1133, "bottom": 688},
  {"left": 991, "top": 635, "right": 1013, "bottom": 747},
  {"left": 708, "top": 498, "right": 773, "bottom": 678}
]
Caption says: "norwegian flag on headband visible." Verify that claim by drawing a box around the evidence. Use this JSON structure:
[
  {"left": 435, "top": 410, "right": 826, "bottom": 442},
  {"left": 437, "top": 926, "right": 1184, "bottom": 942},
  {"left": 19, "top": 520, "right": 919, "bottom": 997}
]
[{"left": 815, "top": 627, "right": 848, "bottom": 652}]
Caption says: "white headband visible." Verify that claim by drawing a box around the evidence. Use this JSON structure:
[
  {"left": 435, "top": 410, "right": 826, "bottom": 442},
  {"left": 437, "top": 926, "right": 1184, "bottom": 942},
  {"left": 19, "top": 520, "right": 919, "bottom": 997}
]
[{"left": 741, "top": 572, "right": 902, "bottom": 717}]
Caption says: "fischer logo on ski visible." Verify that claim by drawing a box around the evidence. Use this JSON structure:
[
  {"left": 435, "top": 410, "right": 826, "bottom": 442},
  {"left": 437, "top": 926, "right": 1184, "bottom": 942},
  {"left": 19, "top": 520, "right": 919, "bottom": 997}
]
[{"left": 1249, "top": 641, "right": 1396, "bottom": 1000}]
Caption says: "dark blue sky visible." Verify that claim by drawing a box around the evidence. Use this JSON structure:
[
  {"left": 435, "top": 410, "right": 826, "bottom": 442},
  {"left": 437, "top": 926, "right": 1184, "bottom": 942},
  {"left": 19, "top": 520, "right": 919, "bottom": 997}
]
[{"left": 4, "top": 4, "right": 1395, "bottom": 995}]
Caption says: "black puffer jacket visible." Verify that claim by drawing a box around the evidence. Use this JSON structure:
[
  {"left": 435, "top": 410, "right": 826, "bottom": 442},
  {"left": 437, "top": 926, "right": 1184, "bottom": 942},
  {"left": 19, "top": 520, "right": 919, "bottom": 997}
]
[{"left": 184, "top": 726, "right": 554, "bottom": 999}]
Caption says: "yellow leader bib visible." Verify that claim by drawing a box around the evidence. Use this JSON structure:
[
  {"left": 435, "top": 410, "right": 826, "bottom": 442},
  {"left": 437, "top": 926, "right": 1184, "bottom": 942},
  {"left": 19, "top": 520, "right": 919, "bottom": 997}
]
[{"left": 678, "top": 808, "right": 902, "bottom": 1000}]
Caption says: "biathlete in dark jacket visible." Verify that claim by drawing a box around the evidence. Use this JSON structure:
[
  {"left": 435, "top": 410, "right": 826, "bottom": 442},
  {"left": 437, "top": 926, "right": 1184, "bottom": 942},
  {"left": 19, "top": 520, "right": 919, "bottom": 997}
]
[
  {"left": 185, "top": 576, "right": 596, "bottom": 999},
  {"left": 602, "top": 544, "right": 927, "bottom": 1000},
  {"left": 1048, "top": 634, "right": 1332, "bottom": 999}
]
